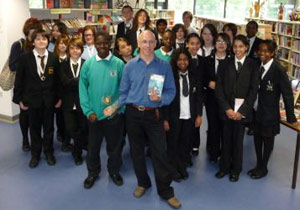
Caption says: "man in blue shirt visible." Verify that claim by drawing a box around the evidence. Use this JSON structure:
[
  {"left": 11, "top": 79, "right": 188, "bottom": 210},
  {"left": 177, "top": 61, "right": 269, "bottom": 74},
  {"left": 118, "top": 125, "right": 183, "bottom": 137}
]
[{"left": 118, "top": 30, "right": 181, "bottom": 209}]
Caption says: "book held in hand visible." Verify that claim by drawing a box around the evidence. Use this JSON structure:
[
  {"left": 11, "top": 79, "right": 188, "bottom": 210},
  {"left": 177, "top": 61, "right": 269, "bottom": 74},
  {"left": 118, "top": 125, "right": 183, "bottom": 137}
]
[{"left": 148, "top": 74, "right": 165, "bottom": 98}]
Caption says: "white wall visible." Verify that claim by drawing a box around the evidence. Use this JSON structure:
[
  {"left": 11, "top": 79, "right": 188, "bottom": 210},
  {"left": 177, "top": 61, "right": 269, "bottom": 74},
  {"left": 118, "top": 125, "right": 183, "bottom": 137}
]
[{"left": 0, "top": 0, "right": 30, "bottom": 119}]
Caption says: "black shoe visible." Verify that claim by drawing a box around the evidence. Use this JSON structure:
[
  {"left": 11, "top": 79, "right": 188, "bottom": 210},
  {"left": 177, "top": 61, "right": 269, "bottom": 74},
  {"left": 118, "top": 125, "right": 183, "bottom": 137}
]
[
  {"left": 185, "top": 160, "right": 193, "bottom": 168},
  {"left": 110, "top": 173, "right": 123, "bottom": 186},
  {"left": 181, "top": 170, "right": 189, "bottom": 180},
  {"left": 251, "top": 168, "right": 268, "bottom": 179},
  {"left": 247, "top": 167, "right": 259, "bottom": 176},
  {"left": 22, "top": 138, "right": 30, "bottom": 152},
  {"left": 192, "top": 148, "right": 199, "bottom": 156},
  {"left": 215, "top": 171, "right": 227, "bottom": 179},
  {"left": 84, "top": 175, "right": 99, "bottom": 189},
  {"left": 73, "top": 154, "right": 83, "bottom": 166},
  {"left": 247, "top": 129, "right": 254, "bottom": 136},
  {"left": 229, "top": 173, "right": 239, "bottom": 182},
  {"left": 146, "top": 147, "right": 151, "bottom": 157},
  {"left": 61, "top": 143, "right": 73, "bottom": 153},
  {"left": 29, "top": 157, "right": 40, "bottom": 168},
  {"left": 209, "top": 157, "right": 218, "bottom": 164},
  {"left": 45, "top": 154, "right": 56, "bottom": 166}
]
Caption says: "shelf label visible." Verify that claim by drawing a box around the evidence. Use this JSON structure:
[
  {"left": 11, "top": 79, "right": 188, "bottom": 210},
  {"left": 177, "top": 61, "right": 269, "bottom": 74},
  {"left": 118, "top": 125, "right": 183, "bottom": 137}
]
[
  {"left": 91, "top": 9, "right": 101, "bottom": 15},
  {"left": 50, "top": 9, "right": 71, "bottom": 14}
]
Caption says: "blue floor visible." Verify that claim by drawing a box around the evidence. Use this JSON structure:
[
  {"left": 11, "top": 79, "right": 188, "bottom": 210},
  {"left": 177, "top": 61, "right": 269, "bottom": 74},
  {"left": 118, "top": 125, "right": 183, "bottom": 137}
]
[{"left": 0, "top": 115, "right": 300, "bottom": 210}]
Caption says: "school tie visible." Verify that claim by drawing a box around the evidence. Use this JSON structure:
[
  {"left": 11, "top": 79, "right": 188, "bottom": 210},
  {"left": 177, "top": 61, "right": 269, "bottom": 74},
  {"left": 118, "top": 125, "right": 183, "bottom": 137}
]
[
  {"left": 178, "top": 42, "right": 185, "bottom": 48},
  {"left": 139, "top": 29, "right": 142, "bottom": 36},
  {"left": 237, "top": 61, "right": 242, "bottom": 73},
  {"left": 181, "top": 74, "right": 189, "bottom": 97},
  {"left": 72, "top": 63, "right": 78, "bottom": 76},
  {"left": 38, "top": 55, "right": 45, "bottom": 71},
  {"left": 260, "top": 66, "right": 265, "bottom": 80},
  {"left": 125, "top": 24, "right": 131, "bottom": 34}
]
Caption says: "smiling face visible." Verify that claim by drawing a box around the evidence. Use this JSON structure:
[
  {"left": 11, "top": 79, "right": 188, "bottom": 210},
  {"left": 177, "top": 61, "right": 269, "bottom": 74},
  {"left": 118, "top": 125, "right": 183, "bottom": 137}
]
[
  {"left": 176, "top": 28, "right": 185, "bottom": 41},
  {"left": 246, "top": 23, "right": 258, "bottom": 38},
  {"left": 233, "top": 39, "right": 248, "bottom": 60},
  {"left": 33, "top": 34, "right": 48, "bottom": 51},
  {"left": 258, "top": 43, "right": 274, "bottom": 64},
  {"left": 138, "top": 11, "right": 147, "bottom": 26},
  {"left": 58, "top": 40, "right": 67, "bottom": 54},
  {"left": 84, "top": 29, "right": 94, "bottom": 46},
  {"left": 186, "top": 37, "right": 200, "bottom": 56},
  {"left": 138, "top": 31, "right": 156, "bottom": 57},
  {"left": 177, "top": 53, "right": 189, "bottom": 73},
  {"left": 69, "top": 44, "right": 82, "bottom": 60},
  {"left": 122, "top": 7, "right": 133, "bottom": 22},
  {"left": 215, "top": 36, "right": 227, "bottom": 54},
  {"left": 162, "top": 31, "right": 174, "bottom": 49},
  {"left": 52, "top": 25, "right": 61, "bottom": 40},
  {"left": 95, "top": 35, "right": 110, "bottom": 58}
]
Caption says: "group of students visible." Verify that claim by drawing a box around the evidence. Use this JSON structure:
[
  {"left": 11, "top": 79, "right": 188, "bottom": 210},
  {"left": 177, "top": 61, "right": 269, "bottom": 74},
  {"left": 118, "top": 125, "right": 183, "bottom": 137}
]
[{"left": 7, "top": 6, "right": 299, "bottom": 209}]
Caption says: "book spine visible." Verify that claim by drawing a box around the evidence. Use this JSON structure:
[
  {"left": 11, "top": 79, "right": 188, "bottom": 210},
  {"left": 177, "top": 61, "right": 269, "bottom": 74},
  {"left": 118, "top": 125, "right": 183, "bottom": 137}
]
[{"left": 54, "top": 0, "right": 60, "bottom": 8}]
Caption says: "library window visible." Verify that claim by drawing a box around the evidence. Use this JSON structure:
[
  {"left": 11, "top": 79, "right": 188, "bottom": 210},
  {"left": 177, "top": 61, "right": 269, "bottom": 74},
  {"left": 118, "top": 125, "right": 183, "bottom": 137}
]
[
  {"left": 29, "top": 0, "right": 44, "bottom": 8},
  {"left": 265, "top": 0, "right": 295, "bottom": 19},
  {"left": 168, "top": 0, "right": 194, "bottom": 24},
  {"left": 225, "top": 0, "right": 252, "bottom": 20},
  {"left": 194, "top": 0, "right": 225, "bottom": 18}
]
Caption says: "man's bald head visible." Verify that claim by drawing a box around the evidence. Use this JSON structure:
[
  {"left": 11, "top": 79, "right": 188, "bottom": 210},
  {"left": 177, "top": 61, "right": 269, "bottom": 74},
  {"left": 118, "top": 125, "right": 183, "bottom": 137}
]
[
  {"left": 137, "top": 30, "right": 157, "bottom": 58},
  {"left": 138, "top": 30, "right": 156, "bottom": 44}
]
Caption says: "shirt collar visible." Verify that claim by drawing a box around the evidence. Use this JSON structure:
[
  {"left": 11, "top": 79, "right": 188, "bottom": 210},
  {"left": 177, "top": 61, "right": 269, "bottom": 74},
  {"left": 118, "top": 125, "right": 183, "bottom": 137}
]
[
  {"left": 125, "top": 19, "right": 133, "bottom": 27},
  {"left": 137, "top": 26, "right": 145, "bottom": 31},
  {"left": 261, "top": 58, "right": 273, "bottom": 72},
  {"left": 160, "top": 47, "right": 173, "bottom": 56},
  {"left": 70, "top": 58, "right": 81, "bottom": 66},
  {"left": 235, "top": 55, "right": 246, "bottom": 65},
  {"left": 33, "top": 49, "right": 48, "bottom": 57},
  {"left": 96, "top": 51, "right": 112, "bottom": 61},
  {"left": 191, "top": 54, "right": 198, "bottom": 59},
  {"left": 176, "top": 39, "right": 185, "bottom": 44},
  {"left": 137, "top": 54, "right": 158, "bottom": 63}
]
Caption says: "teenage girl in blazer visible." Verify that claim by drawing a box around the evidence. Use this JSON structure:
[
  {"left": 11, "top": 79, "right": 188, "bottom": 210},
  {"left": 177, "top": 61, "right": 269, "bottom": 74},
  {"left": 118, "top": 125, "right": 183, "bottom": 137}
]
[
  {"left": 248, "top": 40, "right": 298, "bottom": 179},
  {"left": 215, "top": 35, "right": 260, "bottom": 182},
  {"left": 203, "top": 33, "right": 231, "bottom": 163}
]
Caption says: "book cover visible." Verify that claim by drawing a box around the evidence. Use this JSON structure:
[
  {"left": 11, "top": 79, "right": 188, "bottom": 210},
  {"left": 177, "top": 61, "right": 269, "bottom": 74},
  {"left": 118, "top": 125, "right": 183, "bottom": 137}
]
[
  {"left": 47, "top": 0, "right": 54, "bottom": 8},
  {"left": 54, "top": 0, "right": 60, "bottom": 8},
  {"left": 148, "top": 74, "right": 165, "bottom": 98},
  {"left": 60, "top": 0, "right": 71, "bottom": 8}
]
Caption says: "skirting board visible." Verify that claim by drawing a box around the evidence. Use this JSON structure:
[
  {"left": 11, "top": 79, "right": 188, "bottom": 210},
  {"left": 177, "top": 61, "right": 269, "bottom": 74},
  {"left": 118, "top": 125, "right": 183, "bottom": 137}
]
[{"left": 0, "top": 113, "right": 19, "bottom": 123}]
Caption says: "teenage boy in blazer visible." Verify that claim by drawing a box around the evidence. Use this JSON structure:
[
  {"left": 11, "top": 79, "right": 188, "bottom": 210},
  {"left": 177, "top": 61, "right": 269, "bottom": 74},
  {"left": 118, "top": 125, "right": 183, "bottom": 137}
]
[
  {"left": 248, "top": 40, "right": 298, "bottom": 179},
  {"left": 58, "top": 38, "right": 88, "bottom": 166},
  {"left": 163, "top": 48, "right": 203, "bottom": 181},
  {"left": 13, "top": 29, "right": 61, "bottom": 168},
  {"left": 116, "top": 6, "right": 133, "bottom": 40},
  {"left": 215, "top": 35, "right": 260, "bottom": 182}
]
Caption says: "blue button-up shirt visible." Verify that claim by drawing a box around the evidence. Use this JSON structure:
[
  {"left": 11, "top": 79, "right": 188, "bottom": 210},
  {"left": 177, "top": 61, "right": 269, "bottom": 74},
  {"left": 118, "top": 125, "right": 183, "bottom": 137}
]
[{"left": 119, "top": 55, "right": 176, "bottom": 107}]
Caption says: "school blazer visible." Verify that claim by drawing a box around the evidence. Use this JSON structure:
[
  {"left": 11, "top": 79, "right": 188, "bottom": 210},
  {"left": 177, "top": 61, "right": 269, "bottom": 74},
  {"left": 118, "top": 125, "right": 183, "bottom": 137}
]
[
  {"left": 126, "top": 28, "right": 159, "bottom": 52},
  {"left": 215, "top": 57, "right": 260, "bottom": 121},
  {"left": 163, "top": 69, "right": 203, "bottom": 122},
  {"left": 256, "top": 60, "right": 296, "bottom": 125},
  {"left": 13, "top": 51, "right": 60, "bottom": 108},
  {"left": 247, "top": 37, "right": 262, "bottom": 60},
  {"left": 116, "top": 22, "right": 127, "bottom": 40},
  {"left": 58, "top": 58, "right": 85, "bottom": 112}
]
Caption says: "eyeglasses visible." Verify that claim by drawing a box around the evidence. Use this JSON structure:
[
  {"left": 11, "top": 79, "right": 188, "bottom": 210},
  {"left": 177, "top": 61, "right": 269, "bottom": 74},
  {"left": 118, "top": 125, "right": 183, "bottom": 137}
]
[
  {"left": 84, "top": 34, "right": 94, "bottom": 37},
  {"left": 216, "top": 40, "right": 226, "bottom": 44}
]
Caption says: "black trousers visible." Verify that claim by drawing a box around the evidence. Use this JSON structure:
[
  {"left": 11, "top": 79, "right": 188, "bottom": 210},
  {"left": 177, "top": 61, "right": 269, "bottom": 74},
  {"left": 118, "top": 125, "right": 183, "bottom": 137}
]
[
  {"left": 19, "top": 108, "right": 30, "bottom": 140},
  {"left": 55, "top": 107, "right": 70, "bottom": 144},
  {"left": 191, "top": 128, "right": 201, "bottom": 150},
  {"left": 28, "top": 105, "right": 54, "bottom": 158},
  {"left": 125, "top": 105, "right": 174, "bottom": 200},
  {"left": 167, "top": 119, "right": 193, "bottom": 173},
  {"left": 219, "top": 120, "right": 245, "bottom": 173},
  {"left": 253, "top": 134, "right": 275, "bottom": 170},
  {"left": 63, "top": 110, "right": 88, "bottom": 156},
  {"left": 86, "top": 113, "right": 124, "bottom": 176},
  {"left": 205, "top": 92, "right": 222, "bottom": 159}
]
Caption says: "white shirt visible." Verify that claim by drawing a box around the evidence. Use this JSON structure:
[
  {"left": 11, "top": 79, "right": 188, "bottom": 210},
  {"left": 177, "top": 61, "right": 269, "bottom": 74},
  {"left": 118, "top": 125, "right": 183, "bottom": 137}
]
[
  {"left": 175, "top": 39, "right": 185, "bottom": 49},
  {"left": 215, "top": 55, "right": 226, "bottom": 74},
  {"left": 198, "top": 46, "right": 214, "bottom": 57},
  {"left": 124, "top": 19, "right": 133, "bottom": 33},
  {"left": 70, "top": 58, "right": 82, "bottom": 78},
  {"left": 235, "top": 55, "right": 246, "bottom": 71},
  {"left": 247, "top": 36, "right": 256, "bottom": 56},
  {"left": 33, "top": 49, "right": 48, "bottom": 77},
  {"left": 96, "top": 51, "right": 112, "bottom": 61},
  {"left": 160, "top": 47, "right": 173, "bottom": 56},
  {"left": 179, "top": 72, "right": 191, "bottom": 119},
  {"left": 82, "top": 44, "right": 97, "bottom": 60},
  {"left": 187, "top": 26, "right": 199, "bottom": 35},
  {"left": 261, "top": 59, "right": 274, "bottom": 80},
  {"left": 136, "top": 26, "right": 145, "bottom": 39},
  {"left": 59, "top": 54, "right": 67, "bottom": 63}
]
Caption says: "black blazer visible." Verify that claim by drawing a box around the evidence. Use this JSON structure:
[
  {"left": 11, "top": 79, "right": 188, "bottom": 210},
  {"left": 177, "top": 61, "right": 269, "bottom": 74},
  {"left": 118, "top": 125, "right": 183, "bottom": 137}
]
[
  {"left": 247, "top": 37, "right": 262, "bottom": 60},
  {"left": 116, "top": 22, "right": 129, "bottom": 40},
  {"left": 256, "top": 60, "right": 296, "bottom": 125},
  {"left": 13, "top": 51, "right": 60, "bottom": 108},
  {"left": 163, "top": 69, "right": 203, "bottom": 122},
  {"left": 126, "top": 28, "right": 159, "bottom": 52},
  {"left": 215, "top": 57, "right": 260, "bottom": 121},
  {"left": 58, "top": 58, "right": 85, "bottom": 112}
]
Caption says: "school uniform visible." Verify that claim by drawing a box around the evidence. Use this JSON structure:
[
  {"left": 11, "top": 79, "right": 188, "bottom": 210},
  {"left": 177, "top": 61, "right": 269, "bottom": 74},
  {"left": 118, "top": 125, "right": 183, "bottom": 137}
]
[
  {"left": 59, "top": 58, "right": 88, "bottom": 159},
  {"left": 13, "top": 50, "right": 60, "bottom": 159},
  {"left": 197, "top": 46, "right": 214, "bottom": 57},
  {"left": 126, "top": 27, "right": 159, "bottom": 52},
  {"left": 251, "top": 59, "right": 296, "bottom": 177},
  {"left": 175, "top": 40, "right": 185, "bottom": 49},
  {"left": 215, "top": 56, "right": 260, "bottom": 176},
  {"left": 188, "top": 53, "right": 205, "bottom": 155},
  {"left": 154, "top": 47, "right": 174, "bottom": 62},
  {"left": 203, "top": 53, "right": 231, "bottom": 161},
  {"left": 163, "top": 68, "right": 203, "bottom": 176},
  {"left": 116, "top": 19, "right": 133, "bottom": 40},
  {"left": 247, "top": 36, "right": 262, "bottom": 60}
]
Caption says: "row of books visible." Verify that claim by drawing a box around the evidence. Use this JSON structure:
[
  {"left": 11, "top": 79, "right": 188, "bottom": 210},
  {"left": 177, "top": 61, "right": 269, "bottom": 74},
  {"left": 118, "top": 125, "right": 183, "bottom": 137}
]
[
  {"left": 293, "top": 40, "right": 300, "bottom": 51},
  {"left": 278, "top": 36, "right": 292, "bottom": 48},
  {"left": 292, "top": 66, "right": 300, "bottom": 78},
  {"left": 46, "top": 0, "right": 107, "bottom": 9},
  {"left": 295, "top": 25, "right": 300, "bottom": 38},
  {"left": 292, "top": 52, "right": 300, "bottom": 66},
  {"left": 85, "top": 13, "right": 123, "bottom": 24},
  {"left": 278, "top": 23, "right": 293, "bottom": 36},
  {"left": 277, "top": 48, "right": 290, "bottom": 60},
  {"left": 40, "top": 18, "right": 89, "bottom": 31}
]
